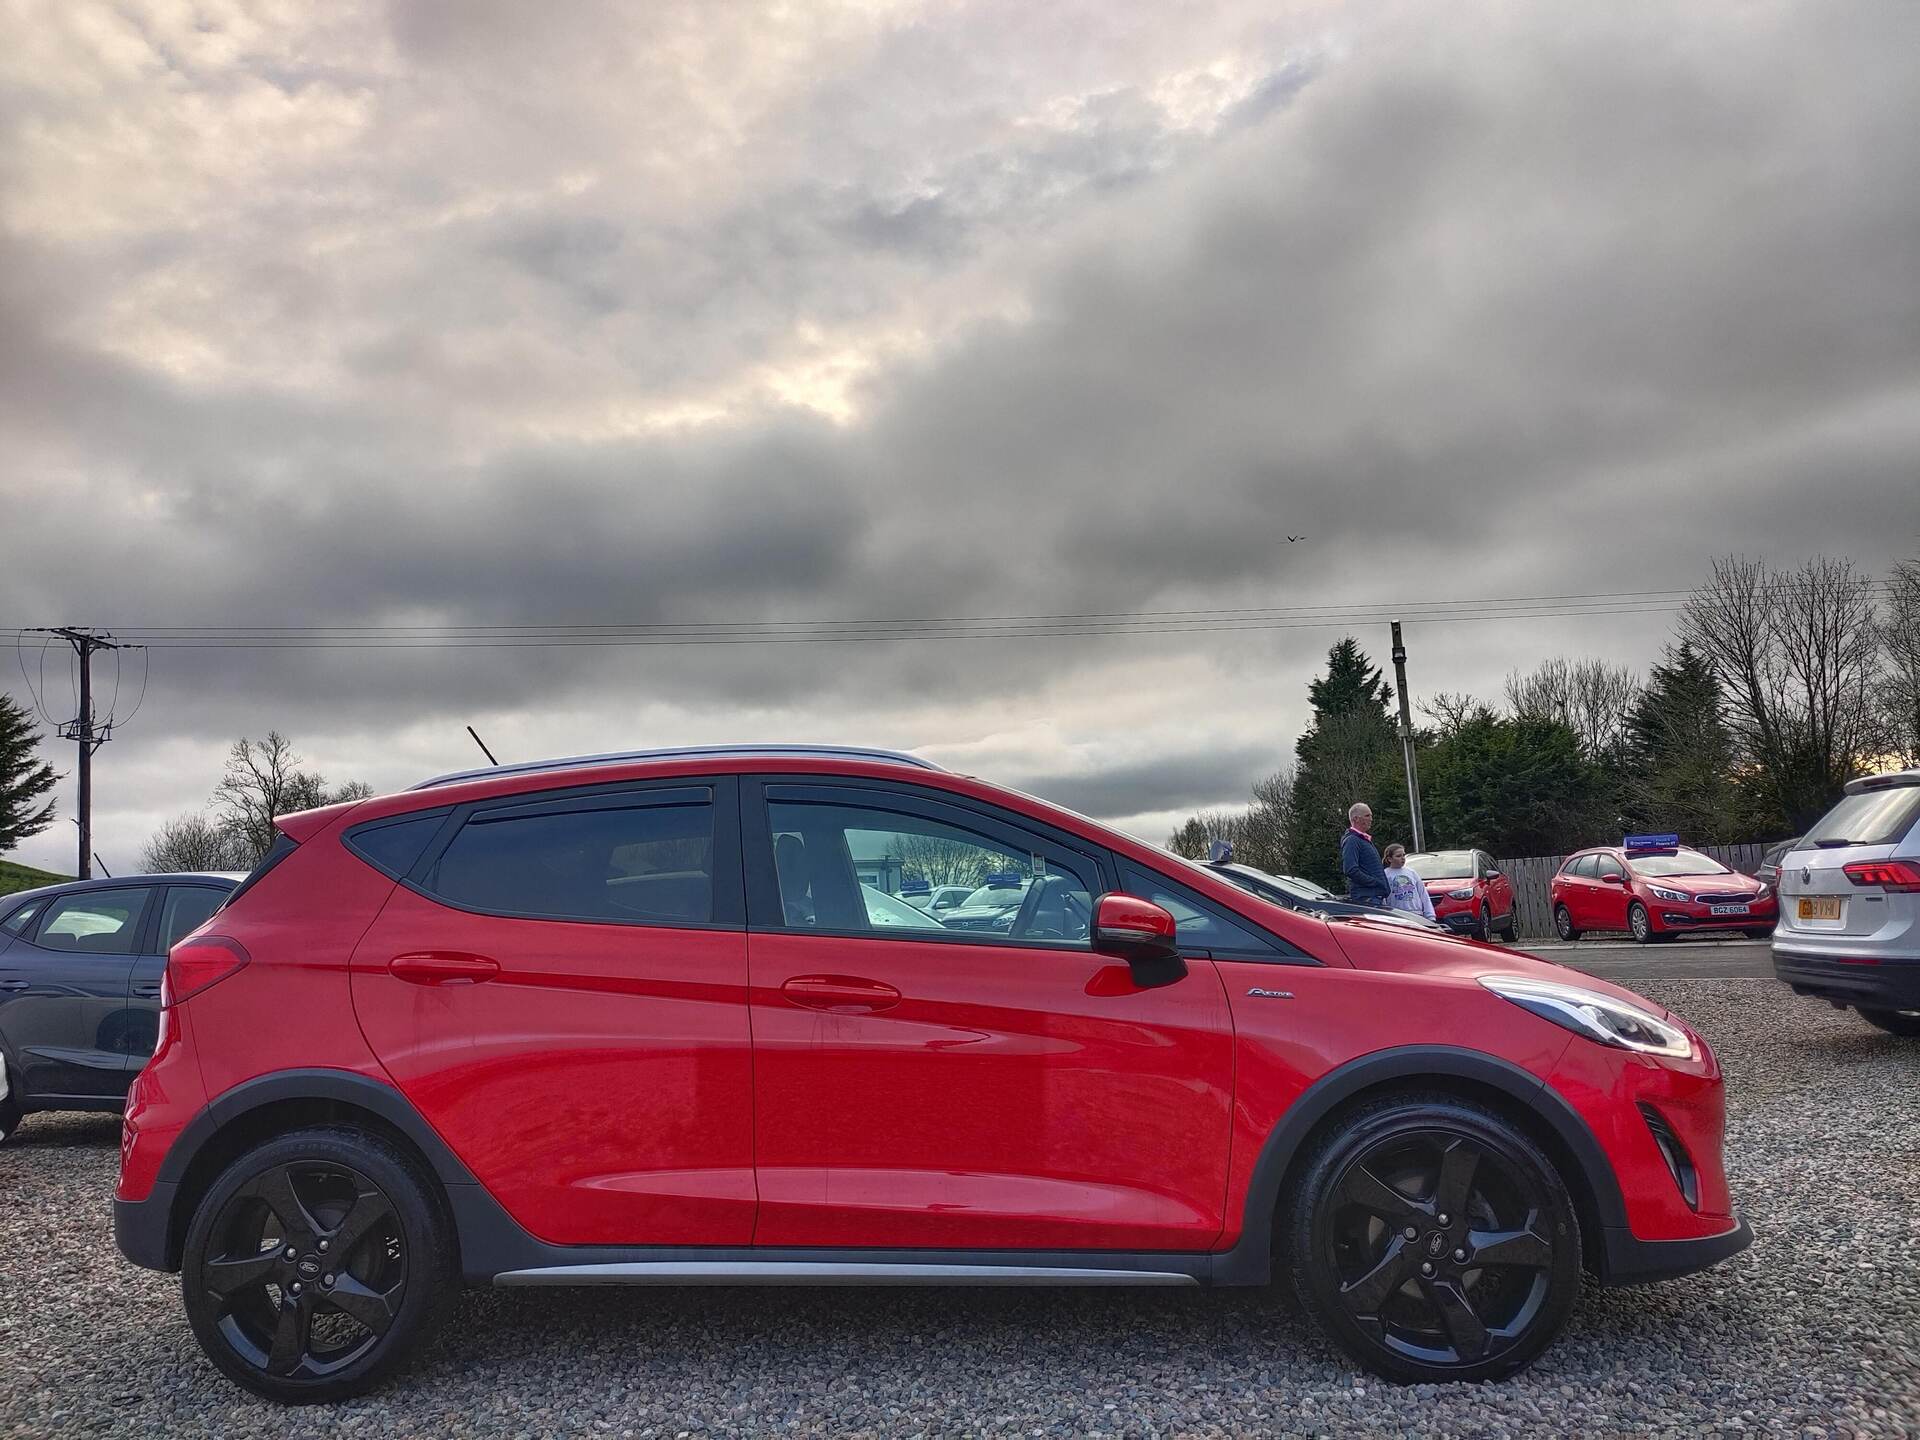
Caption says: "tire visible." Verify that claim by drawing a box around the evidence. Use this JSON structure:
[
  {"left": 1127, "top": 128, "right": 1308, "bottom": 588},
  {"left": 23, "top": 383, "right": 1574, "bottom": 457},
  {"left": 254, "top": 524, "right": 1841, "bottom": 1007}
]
[
  {"left": 1498, "top": 914, "right": 1518, "bottom": 943},
  {"left": 0, "top": 1091, "right": 19, "bottom": 1145},
  {"left": 1629, "top": 902, "right": 1656, "bottom": 945},
  {"left": 1285, "top": 1092, "right": 1583, "bottom": 1384},
  {"left": 181, "top": 1126, "right": 457, "bottom": 1403},
  {"left": 1553, "top": 905, "right": 1581, "bottom": 942},
  {"left": 1476, "top": 905, "right": 1493, "bottom": 942},
  {"left": 1859, "top": 1008, "right": 1920, "bottom": 1038},
  {"left": 1744, "top": 928, "right": 1773, "bottom": 941}
]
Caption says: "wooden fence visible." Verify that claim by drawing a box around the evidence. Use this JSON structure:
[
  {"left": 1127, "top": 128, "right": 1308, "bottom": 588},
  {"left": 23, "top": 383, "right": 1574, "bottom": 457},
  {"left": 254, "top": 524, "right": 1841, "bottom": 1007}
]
[{"left": 1497, "top": 842, "right": 1774, "bottom": 938}]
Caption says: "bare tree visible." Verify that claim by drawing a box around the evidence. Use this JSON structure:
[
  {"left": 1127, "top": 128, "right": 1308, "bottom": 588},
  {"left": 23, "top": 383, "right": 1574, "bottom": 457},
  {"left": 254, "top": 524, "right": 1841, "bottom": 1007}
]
[
  {"left": 141, "top": 813, "right": 253, "bottom": 873},
  {"left": 1880, "top": 557, "right": 1920, "bottom": 767},
  {"left": 1504, "top": 659, "right": 1640, "bottom": 760},
  {"left": 212, "top": 732, "right": 370, "bottom": 863},
  {"left": 889, "top": 831, "right": 994, "bottom": 889},
  {"left": 1419, "top": 692, "right": 1490, "bottom": 741},
  {"left": 1682, "top": 555, "right": 1883, "bottom": 827}
]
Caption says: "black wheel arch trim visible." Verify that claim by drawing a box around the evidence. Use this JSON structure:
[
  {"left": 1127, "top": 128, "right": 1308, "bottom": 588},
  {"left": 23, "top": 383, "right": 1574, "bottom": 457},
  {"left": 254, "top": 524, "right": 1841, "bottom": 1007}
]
[
  {"left": 1209, "top": 1044, "right": 1631, "bottom": 1286},
  {"left": 119, "top": 1067, "right": 485, "bottom": 1273}
]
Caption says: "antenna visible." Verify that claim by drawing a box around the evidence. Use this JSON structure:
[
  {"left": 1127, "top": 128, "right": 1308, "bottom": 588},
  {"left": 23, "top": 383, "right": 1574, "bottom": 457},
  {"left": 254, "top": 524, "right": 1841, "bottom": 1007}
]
[{"left": 466, "top": 726, "right": 500, "bottom": 766}]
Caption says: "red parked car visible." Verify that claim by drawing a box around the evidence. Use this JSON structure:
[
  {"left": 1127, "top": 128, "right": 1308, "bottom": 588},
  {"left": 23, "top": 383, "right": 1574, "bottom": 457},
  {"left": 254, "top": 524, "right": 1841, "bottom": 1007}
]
[
  {"left": 1551, "top": 842, "right": 1778, "bottom": 944},
  {"left": 115, "top": 746, "right": 1749, "bottom": 1401},
  {"left": 1402, "top": 849, "right": 1517, "bottom": 941}
]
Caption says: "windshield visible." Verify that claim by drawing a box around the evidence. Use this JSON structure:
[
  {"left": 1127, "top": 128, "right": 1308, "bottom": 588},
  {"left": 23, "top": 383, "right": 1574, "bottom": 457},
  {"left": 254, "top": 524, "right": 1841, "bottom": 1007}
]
[
  {"left": 1627, "top": 849, "right": 1728, "bottom": 877},
  {"left": 1221, "top": 866, "right": 1323, "bottom": 904},
  {"left": 1404, "top": 851, "right": 1474, "bottom": 880},
  {"left": 861, "top": 884, "right": 950, "bottom": 930},
  {"left": 1803, "top": 785, "right": 1920, "bottom": 848},
  {"left": 959, "top": 881, "right": 1029, "bottom": 910}
]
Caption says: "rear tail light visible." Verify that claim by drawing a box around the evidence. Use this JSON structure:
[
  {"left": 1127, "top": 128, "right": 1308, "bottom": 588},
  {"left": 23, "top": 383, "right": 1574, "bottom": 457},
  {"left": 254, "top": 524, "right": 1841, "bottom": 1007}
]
[
  {"left": 1842, "top": 860, "right": 1920, "bottom": 892},
  {"left": 165, "top": 936, "right": 251, "bottom": 1005}
]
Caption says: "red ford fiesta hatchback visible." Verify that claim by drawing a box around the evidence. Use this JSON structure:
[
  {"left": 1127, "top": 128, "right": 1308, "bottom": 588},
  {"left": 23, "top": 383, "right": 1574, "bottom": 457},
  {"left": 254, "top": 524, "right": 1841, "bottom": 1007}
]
[{"left": 116, "top": 746, "right": 1749, "bottom": 1402}]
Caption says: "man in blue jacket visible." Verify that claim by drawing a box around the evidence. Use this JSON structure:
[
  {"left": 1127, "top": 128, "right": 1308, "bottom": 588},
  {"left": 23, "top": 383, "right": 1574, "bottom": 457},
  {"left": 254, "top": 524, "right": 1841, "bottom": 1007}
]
[{"left": 1341, "top": 801, "right": 1389, "bottom": 905}]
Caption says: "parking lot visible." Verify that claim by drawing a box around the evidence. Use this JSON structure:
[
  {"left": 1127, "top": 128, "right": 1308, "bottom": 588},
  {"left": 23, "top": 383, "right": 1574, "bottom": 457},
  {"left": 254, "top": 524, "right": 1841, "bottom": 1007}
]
[{"left": 3, "top": 976, "right": 1916, "bottom": 1438}]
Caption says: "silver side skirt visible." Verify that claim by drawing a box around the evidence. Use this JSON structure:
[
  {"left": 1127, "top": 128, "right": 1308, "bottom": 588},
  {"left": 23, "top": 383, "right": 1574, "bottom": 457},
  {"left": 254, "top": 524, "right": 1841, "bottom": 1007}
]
[{"left": 493, "top": 1261, "right": 1201, "bottom": 1288}]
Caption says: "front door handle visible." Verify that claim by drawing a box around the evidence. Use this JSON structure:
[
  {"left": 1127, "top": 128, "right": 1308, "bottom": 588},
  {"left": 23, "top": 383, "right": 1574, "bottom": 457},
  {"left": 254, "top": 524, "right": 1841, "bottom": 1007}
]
[
  {"left": 0, "top": 979, "right": 29, "bottom": 991},
  {"left": 131, "top": 981, "right": 163, "bottom": 999},
  {"left": 780, "top": 974, "right": 902, "bottom": 1013},
  {"left": 388, "top": 952, "right": 500, "bottom": 986}
]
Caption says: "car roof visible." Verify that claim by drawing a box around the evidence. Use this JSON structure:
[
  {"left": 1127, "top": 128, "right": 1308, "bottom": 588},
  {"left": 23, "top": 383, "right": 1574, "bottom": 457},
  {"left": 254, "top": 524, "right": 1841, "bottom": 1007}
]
[
  {"left": 412, "top": 744, "right": 943, "bottom": 791},
  {"left": 0, "top": 872, "right": 241, "bottom": 908}
]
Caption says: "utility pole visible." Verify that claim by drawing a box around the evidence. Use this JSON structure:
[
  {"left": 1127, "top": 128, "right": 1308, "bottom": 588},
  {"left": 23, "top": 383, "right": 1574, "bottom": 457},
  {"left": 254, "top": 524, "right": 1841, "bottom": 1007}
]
[
  {"left": 32, "top": 628, "right": 131, "bottom": 879},
  {"left": 1390, "top": 621, "right": 1426, "bottom": 852}
]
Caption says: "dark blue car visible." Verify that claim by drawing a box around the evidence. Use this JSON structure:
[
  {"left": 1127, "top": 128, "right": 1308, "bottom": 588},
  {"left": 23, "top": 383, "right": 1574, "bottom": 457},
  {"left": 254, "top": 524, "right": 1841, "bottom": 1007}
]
[{"left": 0, "top": 872, "right": 238, "bottom": 1142}]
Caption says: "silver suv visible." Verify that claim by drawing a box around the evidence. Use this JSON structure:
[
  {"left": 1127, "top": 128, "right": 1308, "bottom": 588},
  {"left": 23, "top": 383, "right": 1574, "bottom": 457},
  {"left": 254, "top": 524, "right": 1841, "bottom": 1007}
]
[{"left": 1772, "top": 769, "right": 1920, "bottom": 1037}]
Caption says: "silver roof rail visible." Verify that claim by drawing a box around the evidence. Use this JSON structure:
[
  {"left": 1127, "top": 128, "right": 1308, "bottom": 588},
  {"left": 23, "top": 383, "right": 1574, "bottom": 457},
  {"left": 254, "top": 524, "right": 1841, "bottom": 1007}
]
[{"left": 412, "top": 744, "right": 944, "bottom": 791}]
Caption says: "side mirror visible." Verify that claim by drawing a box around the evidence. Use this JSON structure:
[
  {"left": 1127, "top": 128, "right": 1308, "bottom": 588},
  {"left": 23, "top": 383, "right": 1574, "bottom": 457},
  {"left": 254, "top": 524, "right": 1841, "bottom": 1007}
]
[
  {"left": 1092, "top": 893, "right": 1180, "bottom": 963},
  {"left": 1603, "top": 872, "right": 1627, "bottom": 886},
  {"left": 1485, "top": 869, "right": 1501, "bottom": 880}
]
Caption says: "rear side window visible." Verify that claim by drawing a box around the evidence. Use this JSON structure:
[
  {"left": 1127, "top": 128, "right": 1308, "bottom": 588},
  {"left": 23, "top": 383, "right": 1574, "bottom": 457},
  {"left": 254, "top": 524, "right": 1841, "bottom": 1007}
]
[
  {"left": 345, "top": 812, "right": 449, "bottom": 879},
  {"left": 1804, "top": 786, "right": 1920, "bottom": 849},
  {"left": 159, "top": 887, "right": 228, "bottom": 949},
  {"left": 426, "top": 793, "right": 715, "bottom": 925}
]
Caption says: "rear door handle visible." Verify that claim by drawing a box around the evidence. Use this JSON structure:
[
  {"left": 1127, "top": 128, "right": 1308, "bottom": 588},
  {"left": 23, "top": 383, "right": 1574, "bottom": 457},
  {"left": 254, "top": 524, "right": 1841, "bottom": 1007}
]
[
  {"left": 0, "top": 979, "right": 29, "bottom": 991},
  {"left": 388, "top": 952, "right": 500, "bottom": 986},
  {"left": 780, "top": 974, "right": 902, "bottom": 1013},
  {"left": 131, "top": 981, "right": 163, "bottom": 999}
]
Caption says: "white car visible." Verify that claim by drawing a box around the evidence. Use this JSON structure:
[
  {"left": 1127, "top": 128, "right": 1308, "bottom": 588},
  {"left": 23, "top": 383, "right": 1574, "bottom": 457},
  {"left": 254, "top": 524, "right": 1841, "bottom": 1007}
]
[{"left": 1772, "top": 768, "right": 1920, "bottom": 1037}]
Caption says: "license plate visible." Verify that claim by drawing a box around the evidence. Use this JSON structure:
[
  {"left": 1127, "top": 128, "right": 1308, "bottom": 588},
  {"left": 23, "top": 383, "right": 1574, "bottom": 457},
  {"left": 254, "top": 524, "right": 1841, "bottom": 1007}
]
[
  {"left": 1798, "top": 896, "right": 1842, "bottom": 921},
  {"left": 1709, "top": 903, "right": 1750, "bottom": 916}
]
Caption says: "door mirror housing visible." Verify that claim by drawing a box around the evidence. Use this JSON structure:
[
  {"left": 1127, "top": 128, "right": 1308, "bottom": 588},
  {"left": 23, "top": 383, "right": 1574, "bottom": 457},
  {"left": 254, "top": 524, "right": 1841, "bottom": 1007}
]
[
  {"left": 1484, "top": 868, "right": 1501, "bottom": 880},
  {"left": 1092, "top": 893, "right": 1180, "bottom": 963},
  {"left": 1603, "top": 871, "right": 1627, "bottom": 885}
]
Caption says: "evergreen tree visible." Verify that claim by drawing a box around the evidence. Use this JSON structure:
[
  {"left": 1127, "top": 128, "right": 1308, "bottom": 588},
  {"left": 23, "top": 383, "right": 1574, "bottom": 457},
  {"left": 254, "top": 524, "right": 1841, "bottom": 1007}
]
[
  {"left": 1621, "top": 642, "right": 1757, "bottom": 842},
  {"left": 1288, "top": 639, "right": 1398, "bottom": 890},
  {"left": 1415, "top": 712, "right": 1608, "bottom": 857},
  {"left": 0, "top": 693, "right": 58, "bottom": 854}
]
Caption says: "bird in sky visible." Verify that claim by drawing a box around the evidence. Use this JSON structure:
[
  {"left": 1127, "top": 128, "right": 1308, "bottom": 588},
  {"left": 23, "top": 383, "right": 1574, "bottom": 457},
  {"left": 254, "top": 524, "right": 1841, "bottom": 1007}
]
[{"left": 1287, "top": 535, "right": 1306, "bottom": 543}]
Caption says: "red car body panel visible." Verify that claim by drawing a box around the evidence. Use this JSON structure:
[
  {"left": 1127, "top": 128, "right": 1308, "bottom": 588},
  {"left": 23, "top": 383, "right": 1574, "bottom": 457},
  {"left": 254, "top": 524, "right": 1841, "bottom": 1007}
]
[
  {"left": 1552, "top": 847, "right": 1778, "bottom": 937},
  {"left": 349, "top": 887, "right": 756, "bottom": 1247},
  {"left": 118, "top": 752, "right": 1745, "bottom": 1283},
  {"left": 748, "top": 931, "right": 1235, "bottom": 1250}
]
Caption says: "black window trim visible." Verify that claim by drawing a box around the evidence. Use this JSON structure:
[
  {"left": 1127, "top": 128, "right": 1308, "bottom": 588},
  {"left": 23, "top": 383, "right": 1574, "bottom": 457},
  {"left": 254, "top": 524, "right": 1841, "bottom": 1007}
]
[
  {"left": 397, "top": 775, "right": 746, "bottom": 931},
  {"left": 342, "top": 807, "right": 460, "bottom": 881},
  {"left": 742, "top": 775, "right": 1111, "bottom": 951}
]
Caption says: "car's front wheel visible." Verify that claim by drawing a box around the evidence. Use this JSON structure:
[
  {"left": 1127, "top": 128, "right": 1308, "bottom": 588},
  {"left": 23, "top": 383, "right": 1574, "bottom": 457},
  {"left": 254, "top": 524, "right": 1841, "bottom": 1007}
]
[
  {"left": 1629, "top": 902, "right": 1657, "bottom": 944},
  {"left": 181, "top": 1126, "right": 457, "bottom": 1403},
  {"left": 1476, "top": 904, "right": 1493, "bottom": 942},
  {"left": 1859, "top": 1008, "right": 1920, "bottom": 1038},
  {"left": 1285, "top": 1093, "right": 1583, "bottom": 1384}
]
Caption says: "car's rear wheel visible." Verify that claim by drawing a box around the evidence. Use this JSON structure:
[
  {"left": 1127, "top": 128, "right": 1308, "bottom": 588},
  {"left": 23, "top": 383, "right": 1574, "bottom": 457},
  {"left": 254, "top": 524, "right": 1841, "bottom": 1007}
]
[
  {"left": 1553, "top": 905, "right": 1581, "bottom": 941},
  {"left": 1629, "top": 902, "right": 1656, "bottom": 944},
  {"left": 181, "top": 1126, "right": 456, "bottom": 1403},
  {"left": 1859, "top": 1008, "right": 1920, "bottom": 1038},
  {"left": 1285, "top": 1093, "right": 1582, "bottom": 1384},
  {"left": 1498, "top": 913, "right": 1518, "bottom": 942},
  {"left": 0, "top": 1090, "right": 20, "bottom": 1145}
]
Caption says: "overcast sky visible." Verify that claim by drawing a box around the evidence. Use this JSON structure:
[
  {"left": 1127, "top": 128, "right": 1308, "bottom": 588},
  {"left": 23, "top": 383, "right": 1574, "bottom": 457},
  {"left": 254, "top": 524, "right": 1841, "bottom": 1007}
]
[{"left": 3, "top": 0, "right": 1918, "bottom": 876}]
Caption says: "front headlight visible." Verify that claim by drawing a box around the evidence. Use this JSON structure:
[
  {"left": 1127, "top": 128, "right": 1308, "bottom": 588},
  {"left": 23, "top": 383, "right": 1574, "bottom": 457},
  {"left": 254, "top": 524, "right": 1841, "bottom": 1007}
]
[
  {"left": 1447, "top": 888, "right": 1474, "bottom": 900},
  {"left": 1648, "top": 886, "right": 1692, "bottom": 903},
  {"left": 1478, "top": 975, "right": 1693, "bottom": 1058}
]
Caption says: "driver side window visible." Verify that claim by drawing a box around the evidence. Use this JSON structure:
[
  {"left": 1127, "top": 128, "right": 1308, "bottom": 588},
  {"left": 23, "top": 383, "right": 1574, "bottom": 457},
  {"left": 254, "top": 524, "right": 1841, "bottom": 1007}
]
[{"left": 765, "top": 800, "right": 1093, "bottom": 945}]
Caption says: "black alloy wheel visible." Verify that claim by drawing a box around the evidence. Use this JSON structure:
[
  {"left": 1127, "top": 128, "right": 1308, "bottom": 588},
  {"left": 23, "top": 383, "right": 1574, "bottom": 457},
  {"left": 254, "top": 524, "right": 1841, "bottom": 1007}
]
[
  {"left": 1859, "top": 1008, "right": 1920, "bottom": 1038},
  {"left": 1553, "top": 905, "right": 1581, "bottom": 942},
  {"left": 182, "top": 1127, "right": 455, "bottom": 1402},
  {"left": 1287, "top": 1094, "right": 1582, "bottom": 1383}
]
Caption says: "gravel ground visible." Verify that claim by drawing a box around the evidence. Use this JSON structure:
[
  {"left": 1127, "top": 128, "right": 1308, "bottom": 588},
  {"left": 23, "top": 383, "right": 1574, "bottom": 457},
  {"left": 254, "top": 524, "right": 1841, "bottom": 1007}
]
[{"left": 2, "top": 977, "right": 1916, "bottom": 1438}]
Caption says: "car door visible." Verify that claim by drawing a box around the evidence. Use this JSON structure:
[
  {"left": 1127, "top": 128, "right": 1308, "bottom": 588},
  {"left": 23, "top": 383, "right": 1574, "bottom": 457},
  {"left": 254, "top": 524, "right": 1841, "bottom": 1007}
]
[
  {"left": 348, "top": 779, "right": 756, "bottom": 1247},
  {"left": 121, "top": 884, "right": 232, "bottom": 1069},
  {"left": 1592, "top": 853, "right": 1631, "bottom": 930},
  {"left": 0, "top": 886, "right": 156, "bottom": 1103},
  {"left": 1479, "top": 851, "right": 1513, "bottom": 925},
  {"left": 1557, "top": 854, "right": 1593, "bottom": 929},
  {"left": 743, "top": 779, "right": 1236, "bottom": 1253}
]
